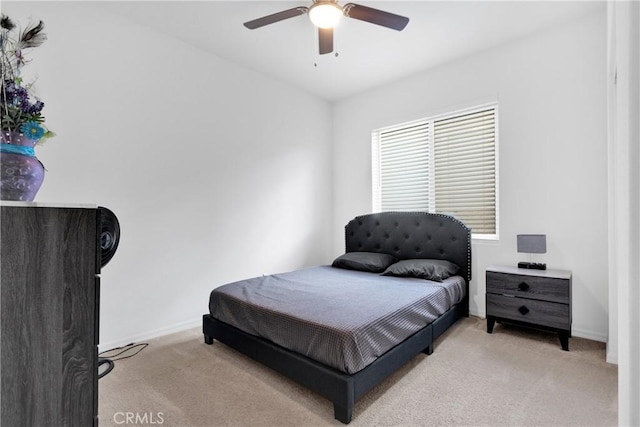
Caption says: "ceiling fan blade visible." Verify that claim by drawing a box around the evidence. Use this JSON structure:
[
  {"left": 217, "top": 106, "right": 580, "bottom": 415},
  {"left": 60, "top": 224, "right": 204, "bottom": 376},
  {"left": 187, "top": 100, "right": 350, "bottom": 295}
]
[
  {"left": 244, "top": 7, "right": 308, "bottom": 29},
  {"left": 343, "top": 3, "right": 409, "bottom": 31},
  {"left": 319, "top": 27, "right": 333, "bottom": 55}
]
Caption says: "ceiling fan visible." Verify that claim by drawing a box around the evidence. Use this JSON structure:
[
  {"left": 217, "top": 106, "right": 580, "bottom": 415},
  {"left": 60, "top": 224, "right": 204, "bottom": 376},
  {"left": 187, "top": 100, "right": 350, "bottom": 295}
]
[{"left": 243, "top": 1, "right": 409, "bottom": 55}]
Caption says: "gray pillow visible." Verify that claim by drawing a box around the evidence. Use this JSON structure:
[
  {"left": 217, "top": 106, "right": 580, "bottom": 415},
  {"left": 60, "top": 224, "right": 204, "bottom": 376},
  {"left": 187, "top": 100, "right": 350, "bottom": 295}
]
[
  {"left": 381, "top": 259, "right": 460, "bottom": 282},
  {"left": 332, "top": 252, "right": 398, "bottom": 273}
]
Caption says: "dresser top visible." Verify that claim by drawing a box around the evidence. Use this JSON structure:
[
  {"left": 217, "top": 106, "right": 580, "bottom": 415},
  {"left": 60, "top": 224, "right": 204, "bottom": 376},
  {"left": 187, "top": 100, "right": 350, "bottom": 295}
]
[
  {"left": 0, "top": 201, "right": 97, "bottom": 209},
  {"left": 487, "top": 264, "right": 572, "bottom": 279}
]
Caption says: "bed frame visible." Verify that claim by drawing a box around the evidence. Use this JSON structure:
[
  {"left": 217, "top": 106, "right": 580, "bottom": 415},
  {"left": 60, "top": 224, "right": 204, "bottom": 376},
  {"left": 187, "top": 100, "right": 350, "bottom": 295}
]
[{"left": 202, "top": 211, "right": 471, "bottom": 424}]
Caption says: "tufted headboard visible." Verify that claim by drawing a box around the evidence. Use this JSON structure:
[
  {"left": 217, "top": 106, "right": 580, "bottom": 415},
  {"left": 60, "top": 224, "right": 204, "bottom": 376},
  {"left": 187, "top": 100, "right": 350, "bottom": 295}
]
[{"left": 344, "top": 211, "right": 472, "bottom": 283}]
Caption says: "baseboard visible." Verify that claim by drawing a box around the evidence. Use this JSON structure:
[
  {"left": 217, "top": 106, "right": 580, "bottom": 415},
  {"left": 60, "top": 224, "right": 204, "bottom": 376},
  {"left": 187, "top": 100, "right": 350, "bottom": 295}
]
[
  {"left": 571, "top": 327, "right": 607, "bottom": 343},
  {"left": 99, "top": 318, "right": 201, "bottom": 352},
  {"left": 469, "top": 308, "right": 482, "bottom": 318}
]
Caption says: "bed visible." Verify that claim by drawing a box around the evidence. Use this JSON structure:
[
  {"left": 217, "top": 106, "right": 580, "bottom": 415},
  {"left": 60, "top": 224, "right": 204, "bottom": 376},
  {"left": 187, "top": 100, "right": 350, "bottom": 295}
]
[{"left": 202, "top": 211, "right": 471, "bottom": 423}]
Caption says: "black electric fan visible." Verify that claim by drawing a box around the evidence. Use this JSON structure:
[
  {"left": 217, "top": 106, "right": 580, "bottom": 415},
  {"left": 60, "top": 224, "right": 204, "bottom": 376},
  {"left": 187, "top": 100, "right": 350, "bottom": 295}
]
[
  {"left": 97, "top": 206, "right": 120, "bottom": 379},
  {"left": 99, "top": 206, "right": 120, "bottom": 268}
]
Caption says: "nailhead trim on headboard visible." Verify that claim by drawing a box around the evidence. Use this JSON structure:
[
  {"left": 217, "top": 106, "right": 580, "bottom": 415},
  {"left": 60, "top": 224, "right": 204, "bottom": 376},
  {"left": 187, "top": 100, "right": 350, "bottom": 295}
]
[{"left": 344, "top": 211, "right": 472, "bottom": 283}]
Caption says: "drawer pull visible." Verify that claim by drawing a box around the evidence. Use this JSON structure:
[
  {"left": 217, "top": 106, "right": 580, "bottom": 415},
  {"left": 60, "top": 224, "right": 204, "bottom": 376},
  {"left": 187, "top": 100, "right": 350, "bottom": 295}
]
[
  {"left": 518, "top": 305, "right": 530, "bottom": 315},
  {"left": 518, "top": 282, "right": 530, "bottom": 292}
]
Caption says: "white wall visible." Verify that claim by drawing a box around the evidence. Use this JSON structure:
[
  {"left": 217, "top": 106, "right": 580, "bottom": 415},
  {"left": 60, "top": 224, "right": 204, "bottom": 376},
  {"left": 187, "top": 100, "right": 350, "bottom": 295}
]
[
  {"left": 5, "top": 2, "right": 333, "bottom": 349},
  {"left": 332, "top": 11, "right": 608, "bottom": 341}
]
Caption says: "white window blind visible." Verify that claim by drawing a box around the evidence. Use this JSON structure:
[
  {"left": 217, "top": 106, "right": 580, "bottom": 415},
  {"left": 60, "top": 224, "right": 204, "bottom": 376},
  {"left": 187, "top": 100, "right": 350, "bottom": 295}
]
[
  {"left": 434, "top": 109, "right": 496, "bottom": 235},
  {"left": 372, "top": 105, "right": 498, "bottom": 239},
  {"left": 373, "top": 121, "right": 431, "bottom": 211}
]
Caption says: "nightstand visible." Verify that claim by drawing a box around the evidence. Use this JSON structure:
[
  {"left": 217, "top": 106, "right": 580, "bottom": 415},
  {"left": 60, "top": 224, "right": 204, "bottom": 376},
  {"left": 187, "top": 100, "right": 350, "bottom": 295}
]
[{"left": 486, "top": 265, "right": 572, "bottom": 350}]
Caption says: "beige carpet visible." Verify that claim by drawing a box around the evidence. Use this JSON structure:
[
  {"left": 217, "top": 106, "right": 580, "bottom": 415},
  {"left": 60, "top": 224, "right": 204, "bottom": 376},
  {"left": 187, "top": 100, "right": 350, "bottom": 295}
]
[{"left": 99, "top": 317, "right": 617, "bottom": 426}]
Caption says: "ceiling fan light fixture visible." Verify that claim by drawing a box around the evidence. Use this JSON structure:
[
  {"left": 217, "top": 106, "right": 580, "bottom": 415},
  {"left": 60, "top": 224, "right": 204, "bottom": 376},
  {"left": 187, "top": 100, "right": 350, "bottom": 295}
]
[{"left": 308, "top": 2, "right": 343, "bottom": 28}]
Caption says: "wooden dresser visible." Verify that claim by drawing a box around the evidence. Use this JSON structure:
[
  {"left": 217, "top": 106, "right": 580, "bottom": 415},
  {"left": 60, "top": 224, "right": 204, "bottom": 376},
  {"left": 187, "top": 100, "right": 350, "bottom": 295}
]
[
  {"left": 1, "top": 203, "right": 100, "bottom": 426},
  {"left": 486, "top": 265, "right": 572, "bottom": 350}
]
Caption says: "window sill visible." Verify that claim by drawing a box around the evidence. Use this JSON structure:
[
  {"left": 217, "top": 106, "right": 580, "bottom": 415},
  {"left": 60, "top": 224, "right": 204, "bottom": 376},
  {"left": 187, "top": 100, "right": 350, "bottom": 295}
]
[{"left": 472, "top": 234, "right": 499, "bottom": 244}]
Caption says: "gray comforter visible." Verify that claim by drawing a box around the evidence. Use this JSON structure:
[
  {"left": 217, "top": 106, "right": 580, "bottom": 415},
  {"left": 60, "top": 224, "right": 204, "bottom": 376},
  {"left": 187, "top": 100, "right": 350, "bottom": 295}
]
[{"left": 209, "top": 265, "right": 465, "bottom": 374}]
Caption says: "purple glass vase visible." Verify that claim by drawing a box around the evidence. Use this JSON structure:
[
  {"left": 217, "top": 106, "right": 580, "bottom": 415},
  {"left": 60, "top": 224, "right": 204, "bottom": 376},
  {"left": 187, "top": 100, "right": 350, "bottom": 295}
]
[{"left": 0, "top": 131, "right": 45, "bottom": 201}]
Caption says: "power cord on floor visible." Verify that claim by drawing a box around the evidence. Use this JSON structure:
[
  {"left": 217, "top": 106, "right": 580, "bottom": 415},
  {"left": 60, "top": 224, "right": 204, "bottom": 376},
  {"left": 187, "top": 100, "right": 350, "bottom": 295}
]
[
  {"left": 98, "top": 358, "right": 114, "bottom": 379},
  {"left": 98, "top": 343, "right": 148, "bottom": 379}
]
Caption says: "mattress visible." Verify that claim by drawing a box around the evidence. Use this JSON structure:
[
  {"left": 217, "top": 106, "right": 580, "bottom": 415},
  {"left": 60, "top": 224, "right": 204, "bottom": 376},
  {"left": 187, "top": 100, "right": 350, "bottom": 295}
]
[{"left": 209, "top": 265, "right": 465, "bottom": 374}]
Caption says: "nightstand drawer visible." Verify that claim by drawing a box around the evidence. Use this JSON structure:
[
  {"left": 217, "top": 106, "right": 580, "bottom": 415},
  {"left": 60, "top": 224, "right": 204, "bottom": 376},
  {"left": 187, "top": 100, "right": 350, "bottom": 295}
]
[
  {"left": 486, "top": 294, "right": 570, "bottom": 330},
  {"left": 486, "top": 271, "right": 569, "bottom": 303}
]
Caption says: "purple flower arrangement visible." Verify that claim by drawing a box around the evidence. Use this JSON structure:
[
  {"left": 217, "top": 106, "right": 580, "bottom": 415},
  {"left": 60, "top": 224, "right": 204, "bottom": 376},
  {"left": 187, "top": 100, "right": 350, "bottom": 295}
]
[{"left": 1, "top": 14, "right": 54, "bottom": 142}]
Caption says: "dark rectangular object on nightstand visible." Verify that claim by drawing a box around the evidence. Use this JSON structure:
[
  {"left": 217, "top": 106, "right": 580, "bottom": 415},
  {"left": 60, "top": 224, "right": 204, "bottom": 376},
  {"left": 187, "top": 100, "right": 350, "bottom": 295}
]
[{"left": 517, "top": 261, "right": 547, "bottom": 270}]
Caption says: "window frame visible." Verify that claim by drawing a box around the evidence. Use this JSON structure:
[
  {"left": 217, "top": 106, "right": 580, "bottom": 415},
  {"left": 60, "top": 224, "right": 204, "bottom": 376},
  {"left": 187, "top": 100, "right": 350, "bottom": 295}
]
[{"left": 372, "top": 102, "right": 500, "bottom": 241}]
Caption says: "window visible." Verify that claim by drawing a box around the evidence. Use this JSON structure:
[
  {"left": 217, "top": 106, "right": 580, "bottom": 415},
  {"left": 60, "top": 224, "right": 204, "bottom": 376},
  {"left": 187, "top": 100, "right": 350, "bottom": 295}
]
[{"left": 372, "top": 105, "right": 498, "bottom": 239}]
